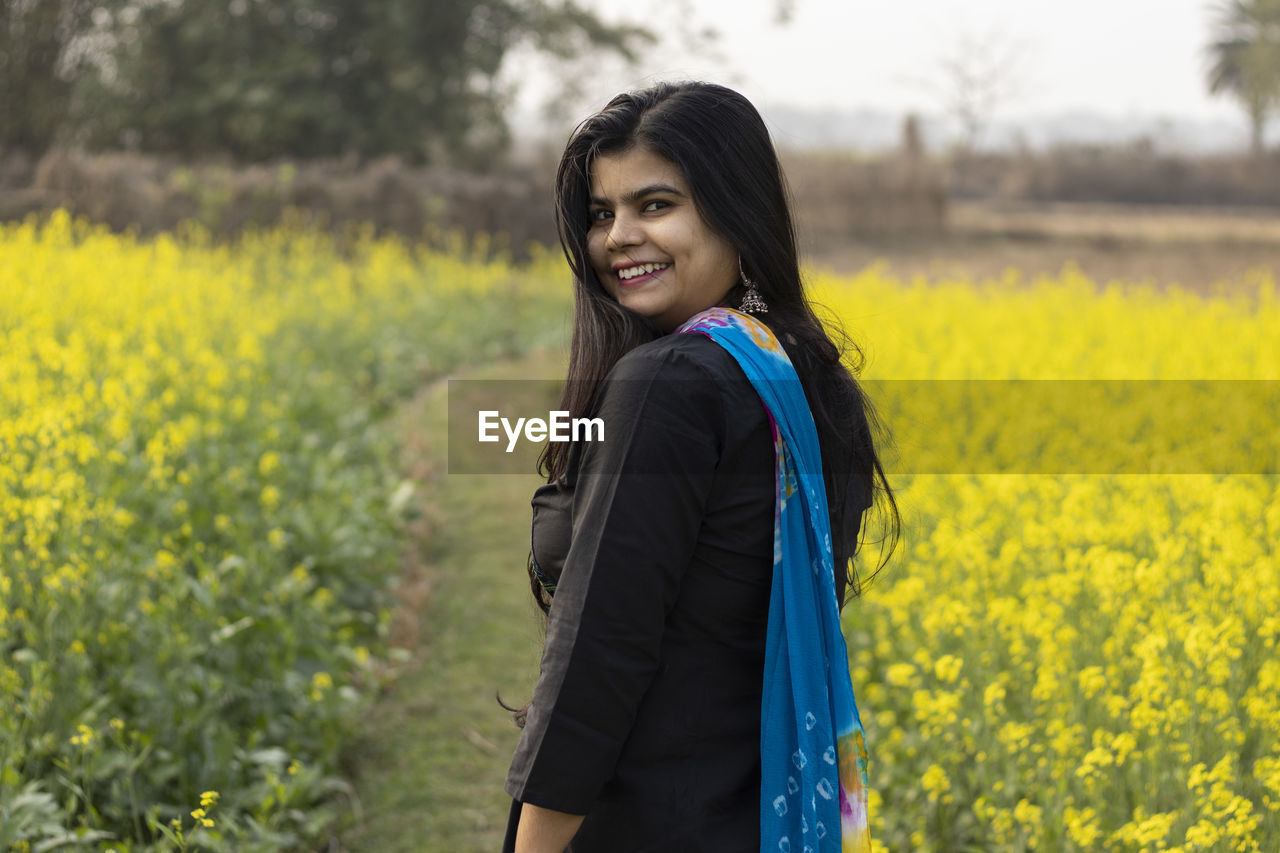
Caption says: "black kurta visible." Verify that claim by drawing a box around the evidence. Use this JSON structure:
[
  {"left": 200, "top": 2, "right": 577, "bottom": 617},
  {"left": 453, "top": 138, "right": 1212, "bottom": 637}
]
[{"left": 503, "top": 332, "right": 779, "bottom": 852}]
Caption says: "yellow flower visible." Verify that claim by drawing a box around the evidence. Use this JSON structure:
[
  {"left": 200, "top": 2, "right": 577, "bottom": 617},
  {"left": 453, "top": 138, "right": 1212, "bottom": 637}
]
[
  {"left": 1111, "top": 732, "right": 1137, "bottom": 765},
  {"left": 933, "top": 654, "right": 962, "bottom": 684},
  {"left": 1013, "top": 798, "right": 1043, "bottom": 830},
  {"left": 921, "top": 764, "right": 951, "bottom": 801},
  {"left": 310, "top": 671, "right": 333, "bottom": 701},
  {"left": 1077, "top": 666, "right": 1106, "bottom": 698},
  {"left": 885, "top": 663, "right": 916, "bottom": 687},
  {"left": 258, "top": 451, "right": 281, "bottom": 476},
  {"left": 1065, "top": 806, "right": 1101, "bottom": 848}
]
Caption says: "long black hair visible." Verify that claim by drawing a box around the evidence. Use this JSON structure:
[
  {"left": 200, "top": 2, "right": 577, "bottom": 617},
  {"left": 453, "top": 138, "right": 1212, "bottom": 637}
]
[{"left": 537, "top": 80, "right": 899, "bottom": 605}]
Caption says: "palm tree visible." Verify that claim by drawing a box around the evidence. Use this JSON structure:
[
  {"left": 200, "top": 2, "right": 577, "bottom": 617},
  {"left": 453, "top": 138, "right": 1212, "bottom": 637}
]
[{"left": 1206, "top": 0, "right": 1280, "bottom": 155}]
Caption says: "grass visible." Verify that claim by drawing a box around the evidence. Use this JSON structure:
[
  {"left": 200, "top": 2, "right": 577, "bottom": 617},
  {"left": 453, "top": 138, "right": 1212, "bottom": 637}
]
[{"left": 340, "top": 349, "right": 568, "bottom": 852}]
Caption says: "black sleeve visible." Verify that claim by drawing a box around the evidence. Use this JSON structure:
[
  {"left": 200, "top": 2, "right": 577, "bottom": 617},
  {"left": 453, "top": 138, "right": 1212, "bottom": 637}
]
[{"left": 505, "top": 341, "right": 727, "bottom": 814}]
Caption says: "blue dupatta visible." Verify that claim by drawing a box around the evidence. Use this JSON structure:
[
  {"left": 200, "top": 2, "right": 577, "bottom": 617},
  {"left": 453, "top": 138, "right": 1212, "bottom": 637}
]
[{"left": 676, "top": 307, "right": 871, "bottom": 853}]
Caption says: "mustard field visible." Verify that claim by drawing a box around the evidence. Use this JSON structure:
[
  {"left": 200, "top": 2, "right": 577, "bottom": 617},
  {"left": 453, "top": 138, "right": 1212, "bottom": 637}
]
[
  {"left": 2, "top": 213, "right": 1278, "bottom": 851},
  {"left": 812, "top": 268, "right": 1280, "bottom": 851},
  {"left": 0, "top": 213, "right": 565, "bottom": 850}
]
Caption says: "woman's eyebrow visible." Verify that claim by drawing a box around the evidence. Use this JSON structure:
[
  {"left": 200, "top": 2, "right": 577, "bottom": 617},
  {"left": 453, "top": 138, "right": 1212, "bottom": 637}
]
[{"left": 589, "top": 183, "right": 686, "bottom": 207}]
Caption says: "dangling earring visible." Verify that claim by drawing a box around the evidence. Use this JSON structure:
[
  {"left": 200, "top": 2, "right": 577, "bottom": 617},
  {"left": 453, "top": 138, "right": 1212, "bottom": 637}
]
[{"left": 738, "top": 257, "right": 768, "bottom": 314}]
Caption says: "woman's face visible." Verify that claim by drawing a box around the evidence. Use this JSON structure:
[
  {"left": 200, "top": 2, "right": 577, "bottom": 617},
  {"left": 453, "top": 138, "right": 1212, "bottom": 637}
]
[{"left": 587, "top": 146, "right": 738, "bottom": 333}]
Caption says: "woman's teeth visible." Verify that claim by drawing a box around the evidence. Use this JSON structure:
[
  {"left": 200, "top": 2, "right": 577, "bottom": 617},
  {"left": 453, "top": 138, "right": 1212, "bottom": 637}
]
[{"left": 618, "top": 262, "right": 670, "bottom": 280}]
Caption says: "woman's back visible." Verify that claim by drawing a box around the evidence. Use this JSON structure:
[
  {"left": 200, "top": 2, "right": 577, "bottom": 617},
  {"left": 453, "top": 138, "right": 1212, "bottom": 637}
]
[{"left": 505, "top": 333, "right": 776, "bottom": 850}]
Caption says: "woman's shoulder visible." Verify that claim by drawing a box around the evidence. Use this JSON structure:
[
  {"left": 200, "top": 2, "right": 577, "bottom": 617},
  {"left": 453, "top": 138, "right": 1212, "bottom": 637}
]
[
  {"left": 606, "top": 331, "right": 744, "bottom": 385},
  {"left": 592, "top": 332, "right": 767, "bottom": 447}
]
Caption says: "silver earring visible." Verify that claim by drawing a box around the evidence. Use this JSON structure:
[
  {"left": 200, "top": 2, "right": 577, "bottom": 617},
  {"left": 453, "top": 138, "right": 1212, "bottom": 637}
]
[{"left": 738, "top": 258, "right": 768, "bottom": 314}]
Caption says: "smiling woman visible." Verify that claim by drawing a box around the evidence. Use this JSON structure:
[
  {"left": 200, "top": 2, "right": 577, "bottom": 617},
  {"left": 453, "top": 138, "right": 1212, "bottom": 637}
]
[{"left": 501, "top": 81, "right": 899, "bottom": 853}]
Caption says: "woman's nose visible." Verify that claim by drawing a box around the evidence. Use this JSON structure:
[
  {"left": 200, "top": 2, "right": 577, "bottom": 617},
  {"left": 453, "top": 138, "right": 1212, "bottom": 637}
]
[{"left": 605, "top": 213, "right": 642, "bottom": 250}]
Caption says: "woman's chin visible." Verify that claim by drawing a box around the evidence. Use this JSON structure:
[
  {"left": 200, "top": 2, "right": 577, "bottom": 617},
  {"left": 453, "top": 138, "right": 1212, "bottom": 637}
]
[{"left": 618, "top": 295, "right": 665, "bottom": 321}]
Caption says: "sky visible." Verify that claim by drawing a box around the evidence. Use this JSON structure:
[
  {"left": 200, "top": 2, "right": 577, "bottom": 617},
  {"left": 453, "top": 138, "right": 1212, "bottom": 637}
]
[{"left": 509, "top": 0, "right": 1248, "bottom": 140}]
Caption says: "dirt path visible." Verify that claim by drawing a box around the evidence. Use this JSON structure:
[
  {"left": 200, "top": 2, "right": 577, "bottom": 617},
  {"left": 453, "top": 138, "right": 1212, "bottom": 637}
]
[{"left": 340, "top": 350, "right": 567, "bottom": 852}]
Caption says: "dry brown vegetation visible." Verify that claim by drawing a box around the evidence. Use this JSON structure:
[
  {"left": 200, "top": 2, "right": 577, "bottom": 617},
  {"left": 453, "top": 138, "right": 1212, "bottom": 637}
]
[
  {"left": 806, "top": 199, "right": 1280, "bottom": 293},
  {"left": 0, "top": 149, "right": 561, "bottom": 253},
  {"left": 949, "top": 144, "right": 1280, "bottom": 206},
  {"left": 780, "top": 148, "right": 948, "bottom": 240},
  {"left": 2, "top": 146, "right": 1276, "bottom": 290},
  {"left": 788, "top": 146, "right": 1279, "bottom": 292}
]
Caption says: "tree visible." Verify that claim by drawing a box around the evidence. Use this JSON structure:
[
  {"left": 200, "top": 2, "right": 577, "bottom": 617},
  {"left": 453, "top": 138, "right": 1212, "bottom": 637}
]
[
  {"left": 935, "top": 29, "right": 1029, "bottom": 153},
  {"left": 1206, "top": 0, "right": 1280, "bottom": 155},
  {"left": 71, "top": 0, "right": 653, "bottom": 165},
  {"left": 901, "top": 27, "right": 1031, "bottom": 154},
  {"left": 0, "top": 0, "right": 107, "bottom": 153}
]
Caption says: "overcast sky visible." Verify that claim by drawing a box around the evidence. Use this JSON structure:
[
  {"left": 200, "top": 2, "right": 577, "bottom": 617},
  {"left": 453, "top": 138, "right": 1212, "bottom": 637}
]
[{"left": 511, "top": 0, "right": 1245, "bottom": 132}]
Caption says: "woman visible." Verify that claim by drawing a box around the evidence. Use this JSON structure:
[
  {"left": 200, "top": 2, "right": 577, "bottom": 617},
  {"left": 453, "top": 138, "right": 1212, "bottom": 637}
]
[{"left": 502, "top": 81, "right": 898, "bottom": 853}]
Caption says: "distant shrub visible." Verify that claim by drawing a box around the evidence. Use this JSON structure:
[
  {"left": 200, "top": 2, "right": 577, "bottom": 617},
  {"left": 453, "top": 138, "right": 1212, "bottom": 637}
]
[{"left": 4, "top": 152, "right": 559, "bottom": 258}]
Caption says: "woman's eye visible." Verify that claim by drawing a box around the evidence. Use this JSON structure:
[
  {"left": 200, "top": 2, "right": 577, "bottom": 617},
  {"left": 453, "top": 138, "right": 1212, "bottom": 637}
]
[
  {"left": 643, "top": 200, "right": 669, "bottom": 213},
  {"left": 590, "top": 209, "right": 612, "bottom": 222}
]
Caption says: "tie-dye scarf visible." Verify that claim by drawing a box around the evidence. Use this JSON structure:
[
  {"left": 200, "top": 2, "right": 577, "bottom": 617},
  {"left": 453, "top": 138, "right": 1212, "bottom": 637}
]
[{"left": 677, "top": 307, "right": 871, "bottom": 853}]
